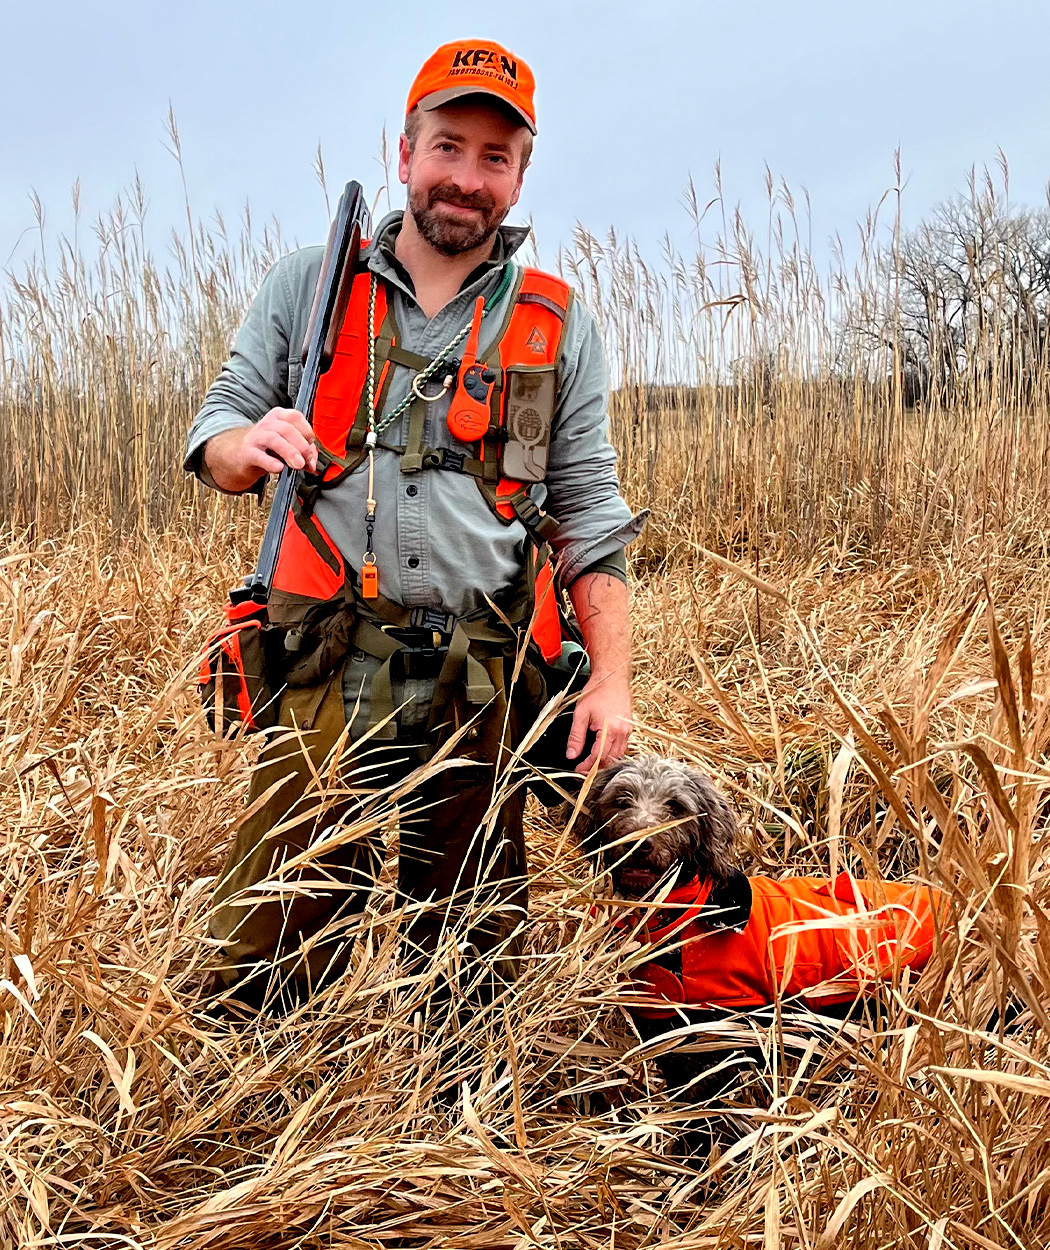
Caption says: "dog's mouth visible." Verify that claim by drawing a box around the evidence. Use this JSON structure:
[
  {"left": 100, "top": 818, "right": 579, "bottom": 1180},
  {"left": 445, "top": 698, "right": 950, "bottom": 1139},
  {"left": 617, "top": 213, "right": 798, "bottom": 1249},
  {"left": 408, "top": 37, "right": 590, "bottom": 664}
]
[{"left": 616, "top": 866, "right": 660, "bottom": 895}]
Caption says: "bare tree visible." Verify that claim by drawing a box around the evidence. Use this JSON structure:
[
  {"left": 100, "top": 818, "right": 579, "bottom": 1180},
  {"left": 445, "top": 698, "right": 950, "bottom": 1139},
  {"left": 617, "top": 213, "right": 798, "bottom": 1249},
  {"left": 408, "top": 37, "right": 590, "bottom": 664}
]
[{"left": 846, "top": 176, "right": 1050, "bottom": 408}]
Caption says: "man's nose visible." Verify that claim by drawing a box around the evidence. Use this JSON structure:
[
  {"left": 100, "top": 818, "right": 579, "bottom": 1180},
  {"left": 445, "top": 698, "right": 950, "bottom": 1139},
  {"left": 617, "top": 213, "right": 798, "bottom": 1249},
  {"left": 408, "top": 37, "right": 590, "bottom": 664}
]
[{"left": 448, "top": 158, "right": 486, "bottom": 195}]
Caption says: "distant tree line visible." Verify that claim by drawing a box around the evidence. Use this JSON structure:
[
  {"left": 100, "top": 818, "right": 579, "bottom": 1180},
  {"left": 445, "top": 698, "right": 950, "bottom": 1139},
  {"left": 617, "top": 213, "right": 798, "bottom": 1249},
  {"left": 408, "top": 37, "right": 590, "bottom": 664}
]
[{"left": 851, "top": 184, "right": 1050, "bottom": 408}]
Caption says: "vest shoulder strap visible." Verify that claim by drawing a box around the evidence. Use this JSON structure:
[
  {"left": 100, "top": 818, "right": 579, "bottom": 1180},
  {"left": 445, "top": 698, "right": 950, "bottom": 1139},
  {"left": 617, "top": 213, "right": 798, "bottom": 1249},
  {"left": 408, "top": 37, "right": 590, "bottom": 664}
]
[{"left": 515, "top": 267, "right": 573, "bottom": 320}]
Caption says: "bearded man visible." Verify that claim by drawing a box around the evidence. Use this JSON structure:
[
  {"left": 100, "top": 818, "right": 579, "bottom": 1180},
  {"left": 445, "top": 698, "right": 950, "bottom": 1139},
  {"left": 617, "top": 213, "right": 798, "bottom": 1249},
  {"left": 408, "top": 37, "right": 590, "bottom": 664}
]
[{"left": 186, "top": 40, "right": 644, "bottom": 1015}]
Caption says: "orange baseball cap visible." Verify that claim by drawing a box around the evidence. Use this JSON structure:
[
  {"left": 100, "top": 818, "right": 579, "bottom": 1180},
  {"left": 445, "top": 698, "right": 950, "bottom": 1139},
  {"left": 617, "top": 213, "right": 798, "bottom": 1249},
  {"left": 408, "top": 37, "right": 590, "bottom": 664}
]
[{"left": 406, "top": 40, "right": 537, "bottom": 135}]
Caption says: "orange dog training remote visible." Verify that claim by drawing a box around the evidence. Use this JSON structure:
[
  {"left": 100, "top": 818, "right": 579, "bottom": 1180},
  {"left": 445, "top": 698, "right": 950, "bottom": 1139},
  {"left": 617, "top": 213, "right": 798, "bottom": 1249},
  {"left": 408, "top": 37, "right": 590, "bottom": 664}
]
[{"left": 447, "top": 297, "right": 498, "bottom": 442}]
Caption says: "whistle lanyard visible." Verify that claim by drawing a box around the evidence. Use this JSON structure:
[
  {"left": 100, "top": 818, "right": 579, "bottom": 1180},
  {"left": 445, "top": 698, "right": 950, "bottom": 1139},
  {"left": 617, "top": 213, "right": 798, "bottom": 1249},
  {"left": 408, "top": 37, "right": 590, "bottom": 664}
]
[{"left": 358, "top": 264, "right": 514, "bottom": 598}]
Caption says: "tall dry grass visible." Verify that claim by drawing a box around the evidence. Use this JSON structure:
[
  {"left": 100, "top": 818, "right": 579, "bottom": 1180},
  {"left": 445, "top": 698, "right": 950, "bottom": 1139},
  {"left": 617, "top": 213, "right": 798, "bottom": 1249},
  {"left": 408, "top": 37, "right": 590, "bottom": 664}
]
[
  {"left": 4, "top": 146, "right": 1047, "bottom": 559},
  {"left": 565, "top": 162, "right": 1050, "bottom": 569},
  {"left": 2, "top": 158, "right": 1050, "bottom": 1246}
]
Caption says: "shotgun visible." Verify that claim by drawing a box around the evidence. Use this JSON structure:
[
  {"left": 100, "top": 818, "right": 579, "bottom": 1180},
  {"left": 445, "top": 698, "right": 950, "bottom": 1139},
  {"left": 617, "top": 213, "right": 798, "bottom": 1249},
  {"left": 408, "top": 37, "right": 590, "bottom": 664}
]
[{"left": 232, "top": 180, "right": 371, "bottom": 607}]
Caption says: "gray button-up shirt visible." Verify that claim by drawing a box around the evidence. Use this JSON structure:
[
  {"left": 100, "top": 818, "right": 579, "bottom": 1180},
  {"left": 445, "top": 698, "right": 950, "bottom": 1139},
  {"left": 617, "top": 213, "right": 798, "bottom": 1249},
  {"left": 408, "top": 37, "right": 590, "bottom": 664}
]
[{"left": 185, "top": 211, "right": 644, "bottom": 619}]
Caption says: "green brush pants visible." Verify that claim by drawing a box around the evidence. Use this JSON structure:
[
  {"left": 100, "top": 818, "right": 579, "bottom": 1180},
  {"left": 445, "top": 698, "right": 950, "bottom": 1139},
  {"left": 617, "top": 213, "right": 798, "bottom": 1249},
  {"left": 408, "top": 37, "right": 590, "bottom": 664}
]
[{"left": 207, "top": 644, "right": 546, "bottom": 1010}]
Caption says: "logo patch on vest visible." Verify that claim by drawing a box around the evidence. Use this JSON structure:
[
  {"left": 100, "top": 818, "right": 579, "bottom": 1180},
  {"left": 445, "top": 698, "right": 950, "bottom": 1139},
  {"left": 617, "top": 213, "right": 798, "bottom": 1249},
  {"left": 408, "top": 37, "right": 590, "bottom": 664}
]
[
  {"left": 510, "top": 406, "right": 543, "bottom": 445},
  {"left": 526, "top": 326, "right": 547, "bottom": 355}
]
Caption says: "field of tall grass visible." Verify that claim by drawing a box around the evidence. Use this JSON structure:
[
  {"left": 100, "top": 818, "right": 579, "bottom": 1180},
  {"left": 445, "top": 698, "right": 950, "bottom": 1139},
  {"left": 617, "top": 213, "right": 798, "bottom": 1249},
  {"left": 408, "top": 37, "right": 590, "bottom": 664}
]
[{"left": 2, "top": 157, "right": 1049, "bottom": 1247}]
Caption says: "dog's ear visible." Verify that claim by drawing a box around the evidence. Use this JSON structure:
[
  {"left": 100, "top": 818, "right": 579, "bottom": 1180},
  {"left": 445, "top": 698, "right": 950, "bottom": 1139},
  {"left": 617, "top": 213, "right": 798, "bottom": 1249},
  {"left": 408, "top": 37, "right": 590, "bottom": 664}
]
[
  {"left": 568, "top": 759, "right": 629, "bottom": 862},
  {"left": 682, "top": 771, "right": 738, "bottom": 885}
]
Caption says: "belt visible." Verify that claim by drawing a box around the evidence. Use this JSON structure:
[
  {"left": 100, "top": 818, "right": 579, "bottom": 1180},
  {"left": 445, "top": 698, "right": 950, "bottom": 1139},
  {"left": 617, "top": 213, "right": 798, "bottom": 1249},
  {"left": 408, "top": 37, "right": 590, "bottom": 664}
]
[{"left": 380, "top": 624, "right": 453, "bottom": 652}]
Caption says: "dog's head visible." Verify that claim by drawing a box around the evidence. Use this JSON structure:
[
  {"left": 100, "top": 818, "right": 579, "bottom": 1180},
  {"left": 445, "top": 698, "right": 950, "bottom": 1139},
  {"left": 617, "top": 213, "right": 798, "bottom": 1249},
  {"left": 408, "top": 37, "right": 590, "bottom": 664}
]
[{"left": 575, "top": 756, "right": 738, "bottom": 897}]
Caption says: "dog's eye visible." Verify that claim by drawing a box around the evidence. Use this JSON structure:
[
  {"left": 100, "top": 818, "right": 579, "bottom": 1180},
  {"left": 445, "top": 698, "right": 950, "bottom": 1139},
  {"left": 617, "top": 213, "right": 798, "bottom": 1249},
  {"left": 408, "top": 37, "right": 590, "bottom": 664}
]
[{"left": 666, "top": 800, "right": 686, "bottom": 819}]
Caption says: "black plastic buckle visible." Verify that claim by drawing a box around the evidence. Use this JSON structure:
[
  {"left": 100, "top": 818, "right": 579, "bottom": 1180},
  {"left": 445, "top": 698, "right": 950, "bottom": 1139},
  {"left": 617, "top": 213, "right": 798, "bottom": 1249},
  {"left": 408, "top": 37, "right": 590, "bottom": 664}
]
[
  {"left": 410, "top": 607, "right": 456, "bottom": 635},
  {"left": 512, "top": 494, "right": 558, "bottom": 540},
  {"left": 422, "top": 447, "right": 467, "bottom": 473},
  {"left": 400, "top": 647, "right": 445, "bottom": 680},
  {"left": 514, "top": 495, "right": 540, "bottom": 524},
  {"left": 299, "top": 448, "right": 332, "bottom": 491}
]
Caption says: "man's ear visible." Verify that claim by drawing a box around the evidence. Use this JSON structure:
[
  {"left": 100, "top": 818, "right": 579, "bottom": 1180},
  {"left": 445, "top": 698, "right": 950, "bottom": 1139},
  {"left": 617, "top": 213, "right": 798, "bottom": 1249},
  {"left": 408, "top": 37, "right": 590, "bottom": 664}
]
[{"left": 397, "top": 133, "right": 412, "bottom": 187}]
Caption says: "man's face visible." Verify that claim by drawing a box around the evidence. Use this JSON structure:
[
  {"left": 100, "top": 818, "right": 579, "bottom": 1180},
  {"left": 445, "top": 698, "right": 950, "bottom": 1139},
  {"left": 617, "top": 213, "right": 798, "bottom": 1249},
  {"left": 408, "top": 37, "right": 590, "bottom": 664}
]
[{"left": 399, "top": 100, "right": 528, "bottom": 256}]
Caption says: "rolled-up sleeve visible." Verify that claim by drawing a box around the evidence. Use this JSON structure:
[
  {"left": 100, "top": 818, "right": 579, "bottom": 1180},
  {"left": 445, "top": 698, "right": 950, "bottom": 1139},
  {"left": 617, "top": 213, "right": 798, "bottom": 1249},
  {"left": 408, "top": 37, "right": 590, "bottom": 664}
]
[
  {"left": 544, "top": 299, "right": 647, "bottom": 585},
  {"left": 184, "top": 249, "right": 320, "bottom": 489}
]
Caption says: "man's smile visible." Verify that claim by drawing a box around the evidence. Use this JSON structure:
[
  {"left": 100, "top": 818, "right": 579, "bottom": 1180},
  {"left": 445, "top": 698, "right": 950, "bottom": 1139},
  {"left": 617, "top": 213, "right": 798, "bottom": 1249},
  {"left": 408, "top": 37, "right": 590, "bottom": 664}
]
[{"left": 436, "top": 200, "right": 483, "bottom": 215}]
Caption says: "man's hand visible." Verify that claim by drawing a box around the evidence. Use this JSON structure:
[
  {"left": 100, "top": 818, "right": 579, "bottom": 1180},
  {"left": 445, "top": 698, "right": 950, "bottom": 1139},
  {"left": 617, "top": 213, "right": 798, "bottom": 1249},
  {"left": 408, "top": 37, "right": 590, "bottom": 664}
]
[
  {"left": 204, "top": 408, "right": 319, "bottom": 494},
  {"left": 565, "top": 672, "right": 633, "bottom": 773},
  {"left": 566, "top": 570, "right": 633, "bottom": 773}
]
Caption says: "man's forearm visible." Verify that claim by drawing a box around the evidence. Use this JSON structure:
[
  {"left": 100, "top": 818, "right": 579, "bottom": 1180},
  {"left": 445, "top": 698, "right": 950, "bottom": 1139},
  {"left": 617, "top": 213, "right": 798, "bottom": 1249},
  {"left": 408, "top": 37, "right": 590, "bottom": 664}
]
[
  {"left": 569, "top": 572, "right": 631, "bottom": 681},
  {"left": 564, "top": 570, "right": 632, "bottom": 769}
]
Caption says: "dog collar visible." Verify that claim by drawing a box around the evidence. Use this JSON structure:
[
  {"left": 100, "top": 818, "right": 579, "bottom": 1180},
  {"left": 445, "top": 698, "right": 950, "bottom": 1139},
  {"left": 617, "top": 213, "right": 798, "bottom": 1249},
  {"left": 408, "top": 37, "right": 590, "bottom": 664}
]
[
  {"left": 602, "top": 877, "right": 711, "bottom": 935},
  {"left": 610, "top": 871, "right": 752, "bottom": 938},
  {"left": 641, "top": 877, "right": 715, "bottom": 942}
]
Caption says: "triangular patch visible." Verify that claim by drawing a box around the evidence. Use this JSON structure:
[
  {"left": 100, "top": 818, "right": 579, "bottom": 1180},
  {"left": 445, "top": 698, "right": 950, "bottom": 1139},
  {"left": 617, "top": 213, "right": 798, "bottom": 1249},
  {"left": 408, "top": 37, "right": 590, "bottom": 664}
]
[{"left": 526, "top": 325, "right": 547, "bottom": 355}]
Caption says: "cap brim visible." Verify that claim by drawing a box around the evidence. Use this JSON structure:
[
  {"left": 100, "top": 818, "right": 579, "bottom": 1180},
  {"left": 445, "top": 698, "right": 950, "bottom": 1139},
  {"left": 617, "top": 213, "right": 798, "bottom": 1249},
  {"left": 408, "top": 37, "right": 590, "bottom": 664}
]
[{"left": 417, "top": 86, "right": 537, "bottom": 135}]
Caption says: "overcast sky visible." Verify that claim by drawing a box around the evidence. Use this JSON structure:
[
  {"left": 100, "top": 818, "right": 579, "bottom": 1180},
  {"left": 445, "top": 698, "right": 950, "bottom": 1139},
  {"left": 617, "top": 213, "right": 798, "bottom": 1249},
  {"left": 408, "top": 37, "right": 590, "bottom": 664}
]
[{"left": 3, "top": 0, "right": 1049, "bottom": 276}]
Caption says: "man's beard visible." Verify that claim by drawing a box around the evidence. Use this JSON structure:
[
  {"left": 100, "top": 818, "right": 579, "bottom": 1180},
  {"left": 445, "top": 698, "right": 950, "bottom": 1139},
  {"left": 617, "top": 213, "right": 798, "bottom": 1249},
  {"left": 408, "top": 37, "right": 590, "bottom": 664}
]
[{"left": 407, "top": 180, "right": 507, "bottom": 256}]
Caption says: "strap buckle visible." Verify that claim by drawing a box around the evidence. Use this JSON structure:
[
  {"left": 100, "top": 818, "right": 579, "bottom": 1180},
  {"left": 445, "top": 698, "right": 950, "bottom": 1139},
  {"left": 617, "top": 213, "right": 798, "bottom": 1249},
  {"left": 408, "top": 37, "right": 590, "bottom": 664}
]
[
  {"left": 421, "top": 447, "right": 467, "bottom": 473},
  {"left": 513, "top": 494, "right": 559, "bottom": 541},
  {"left": 410, "top": 607, "right": 456, "bottom": 635},
  {"left": 399, "top": 647, "right": 447, "bottom": 679}
]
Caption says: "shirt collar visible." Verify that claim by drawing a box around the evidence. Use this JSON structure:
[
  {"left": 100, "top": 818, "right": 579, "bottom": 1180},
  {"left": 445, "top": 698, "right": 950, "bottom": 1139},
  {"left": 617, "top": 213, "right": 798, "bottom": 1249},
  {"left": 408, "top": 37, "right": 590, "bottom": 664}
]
[{"left": 366, "top": 209, "right": 530, "bottom": 299}]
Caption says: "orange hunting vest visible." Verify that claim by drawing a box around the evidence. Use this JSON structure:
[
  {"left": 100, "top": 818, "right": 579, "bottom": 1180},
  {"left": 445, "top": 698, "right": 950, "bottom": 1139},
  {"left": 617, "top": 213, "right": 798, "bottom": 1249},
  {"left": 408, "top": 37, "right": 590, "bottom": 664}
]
[
  {"left": 630, "top": 873, "right": 947, "bottom": 1016},
  {"left": 267, "top": 257, "right": 573, "bottom": 662}
]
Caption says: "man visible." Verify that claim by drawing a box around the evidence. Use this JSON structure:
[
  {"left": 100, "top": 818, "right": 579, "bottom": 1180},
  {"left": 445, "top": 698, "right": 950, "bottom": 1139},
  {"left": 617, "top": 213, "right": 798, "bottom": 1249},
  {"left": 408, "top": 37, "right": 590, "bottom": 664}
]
[{"left": 187, "top": 39, "right": 644, "bottom": 1014}]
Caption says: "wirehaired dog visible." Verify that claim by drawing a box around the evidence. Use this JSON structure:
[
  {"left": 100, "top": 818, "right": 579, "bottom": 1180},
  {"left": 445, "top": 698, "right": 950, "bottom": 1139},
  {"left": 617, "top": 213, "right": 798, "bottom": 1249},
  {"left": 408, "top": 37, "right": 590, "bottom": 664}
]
[
  {"left": 578, "top": 756, "right": 739, "bottom": 897},
  {"left": 576, "top": 756, "right": 947, "bottom": 1151}
]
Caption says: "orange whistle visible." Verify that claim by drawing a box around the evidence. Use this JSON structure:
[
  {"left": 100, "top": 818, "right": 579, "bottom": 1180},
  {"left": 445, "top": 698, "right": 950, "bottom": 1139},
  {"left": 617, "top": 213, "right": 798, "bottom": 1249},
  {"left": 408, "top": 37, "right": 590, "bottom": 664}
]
[
  {"left": 361, "top": 561, "right": 379, "bottom": 599},
  {"left": 448, "top": 296, "right": 498, "bottom": 443}
]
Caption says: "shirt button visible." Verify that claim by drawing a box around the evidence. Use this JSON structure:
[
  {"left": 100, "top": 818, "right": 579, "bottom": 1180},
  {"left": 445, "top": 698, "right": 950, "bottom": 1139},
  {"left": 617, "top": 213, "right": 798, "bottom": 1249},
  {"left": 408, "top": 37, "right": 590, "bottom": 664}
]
[
  {"left": 407, "top": 556, "right": 420, "bottom": 568},
  {"left": 406, "top": 484, "right": 418, "bottom": 496}
]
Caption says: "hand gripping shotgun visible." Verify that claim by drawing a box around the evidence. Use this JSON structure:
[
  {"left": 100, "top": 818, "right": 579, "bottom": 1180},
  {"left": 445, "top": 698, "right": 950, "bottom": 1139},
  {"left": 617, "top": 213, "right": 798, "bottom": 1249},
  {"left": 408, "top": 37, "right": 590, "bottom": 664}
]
[
  {"left": 199, "top": 181, "right": 371, "bottom": 735},
  {"left": 242, "top": 179, "right": 371, "bottom": 604}
]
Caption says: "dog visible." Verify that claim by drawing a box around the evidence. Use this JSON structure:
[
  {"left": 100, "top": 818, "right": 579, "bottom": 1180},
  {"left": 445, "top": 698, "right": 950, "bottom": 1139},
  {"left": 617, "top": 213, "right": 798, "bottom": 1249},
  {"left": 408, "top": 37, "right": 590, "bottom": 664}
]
[{"left": 575, "top": 756, "right": 947, "bottom": 1151}]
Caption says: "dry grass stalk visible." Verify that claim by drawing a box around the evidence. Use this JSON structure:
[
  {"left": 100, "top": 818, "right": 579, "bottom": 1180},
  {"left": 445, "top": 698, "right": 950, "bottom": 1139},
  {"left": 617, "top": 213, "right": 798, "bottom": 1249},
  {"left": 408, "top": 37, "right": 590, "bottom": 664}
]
[
  {"left": 1, "top": 517, "right": 1048, "bottom": 1247},
  {"left": 2, "top": 163, "right": 1050, "bottom": 1246}
]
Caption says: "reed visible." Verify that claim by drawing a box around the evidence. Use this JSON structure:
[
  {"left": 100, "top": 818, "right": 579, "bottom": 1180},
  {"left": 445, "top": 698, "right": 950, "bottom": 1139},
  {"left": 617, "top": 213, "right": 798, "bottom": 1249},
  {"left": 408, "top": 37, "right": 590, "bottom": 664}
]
[{"left": 2, "top": 157, "right": 1049, "bottom": 1246}]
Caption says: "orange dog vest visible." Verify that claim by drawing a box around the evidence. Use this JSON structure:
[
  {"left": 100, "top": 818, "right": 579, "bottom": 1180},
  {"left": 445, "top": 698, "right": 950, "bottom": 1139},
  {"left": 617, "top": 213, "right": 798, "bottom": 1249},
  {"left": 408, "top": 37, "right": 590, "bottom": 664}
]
[{"left": 628, "top": 872, "right": 946, "bottom": 1017}]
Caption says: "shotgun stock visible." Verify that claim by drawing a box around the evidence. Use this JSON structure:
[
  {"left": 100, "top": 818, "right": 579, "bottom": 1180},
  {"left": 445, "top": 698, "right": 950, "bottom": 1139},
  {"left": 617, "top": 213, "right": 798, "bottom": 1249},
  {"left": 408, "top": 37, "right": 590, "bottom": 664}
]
[{"left": 233, "top": 181, "right": 371, "bottom": 605}]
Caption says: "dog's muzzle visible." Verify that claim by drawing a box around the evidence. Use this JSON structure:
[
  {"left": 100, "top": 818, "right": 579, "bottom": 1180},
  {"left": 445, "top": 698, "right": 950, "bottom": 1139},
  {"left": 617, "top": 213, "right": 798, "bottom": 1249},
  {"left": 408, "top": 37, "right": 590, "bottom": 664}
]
[{"left": 617, "top": 865, "right": 660, "bottom": 895}]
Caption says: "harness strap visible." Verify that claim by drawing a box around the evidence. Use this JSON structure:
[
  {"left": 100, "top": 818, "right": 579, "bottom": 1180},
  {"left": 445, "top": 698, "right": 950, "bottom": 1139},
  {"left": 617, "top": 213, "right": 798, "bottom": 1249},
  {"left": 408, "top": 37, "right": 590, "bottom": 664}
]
[
  {"left": 350, "top": 619, "right": 402, "bottom": 741},
  {"left": 350, "top": 609, "right": 518, "bottom": 740},
  {"left": 290, "top": 495, "right": 342, "bottom": 573},
  {"left": 505, "top": 491, "right": 559, "bottom": 543},
  {"left": 399, "top": 391, "right": 429, "bottom": 474},
  {"left": 425, "top": 619, "right": 508, "bottom": 733},
  {"left": 386, "top": 343, "right": 433, "bottom": 370}
]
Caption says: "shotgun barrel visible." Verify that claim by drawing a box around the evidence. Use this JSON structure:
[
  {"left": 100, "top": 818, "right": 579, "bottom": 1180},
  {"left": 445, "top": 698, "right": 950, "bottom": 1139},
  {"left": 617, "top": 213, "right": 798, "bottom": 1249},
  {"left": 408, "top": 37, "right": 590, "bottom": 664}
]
[{"left": 233, "top": 181, "right": 371, "bottom": 605}]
